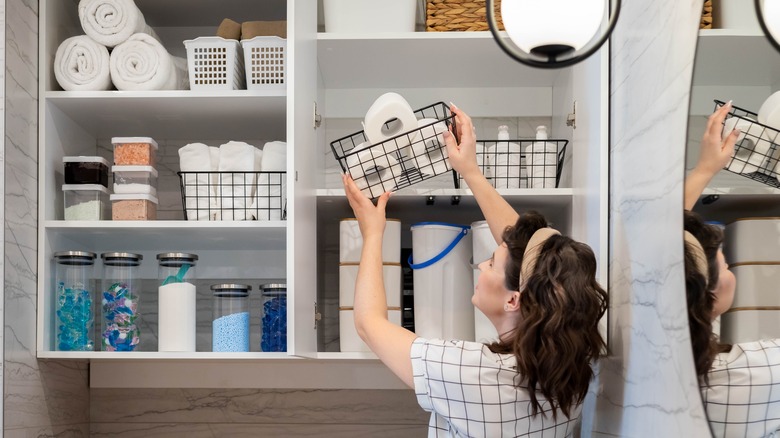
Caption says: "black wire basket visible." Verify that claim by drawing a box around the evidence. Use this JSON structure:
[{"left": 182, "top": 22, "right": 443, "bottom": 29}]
[
  {"left": 456, "top": 139, "right": 569, "bottom": 189},
  {"left": 716, "top": 99, "right": 780, "bottom": 188},
  {"left": 177, "top": 171, "right": 286, "bottom": 220},
  {"left": 330, "top": 102, "right": 458, "bottom": 199}
]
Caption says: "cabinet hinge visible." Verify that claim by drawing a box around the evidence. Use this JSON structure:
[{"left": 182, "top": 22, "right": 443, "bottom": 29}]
[
  {"left": 313, "top": 102, "right": 322, "bottom": 129},
  {"left": 314, "top": 301, "right": 322, "bottom": 329},
  {"left": 566, "top": 100, "right": 577, "bottom": 129}
]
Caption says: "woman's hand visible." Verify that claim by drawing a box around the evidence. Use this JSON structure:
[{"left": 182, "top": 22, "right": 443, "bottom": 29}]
[
  {"left": 342, "top": 174, "right": 391, "bottom": 240},
  {"left": 695, "top": 101, "right": 740, "bottom": 178},
  {"left": 444, "top": 104, "right": 481, "bottom": 179}
]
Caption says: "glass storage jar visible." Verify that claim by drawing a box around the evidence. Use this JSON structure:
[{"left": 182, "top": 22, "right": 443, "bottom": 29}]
[
  {"left": 260, "top": 283, "right": 287, "bottom": 352},
  {"left": 100, "top": 252, "right": 142, "bottom": 351},
  {"left": 54, "top": 251, "right": 96, "bottom": 351},
  {"left": 157, "top": 253, "right": 198, "bottom": 352},
  {"left": 211, "top": 284, "right": 251, "bottom": 352}
]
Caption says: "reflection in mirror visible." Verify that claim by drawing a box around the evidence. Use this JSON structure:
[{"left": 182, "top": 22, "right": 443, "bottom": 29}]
[{"left": 686, "top": 2, "right": 780, "bottom": 435}]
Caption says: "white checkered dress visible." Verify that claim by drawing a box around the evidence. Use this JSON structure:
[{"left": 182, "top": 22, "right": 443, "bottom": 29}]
[
  {"left": 411, "top": 337, "right": 582, "bottom": 437},
  {"left": 701, "top": 339, "right": 780, "bottom": 438}
]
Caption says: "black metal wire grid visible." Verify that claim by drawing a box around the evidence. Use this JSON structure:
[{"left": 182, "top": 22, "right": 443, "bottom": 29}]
[
  {"left": 177, "top": 171, "right": 286, "bottom": 221},
  {"left": 329, "top": 102, "right": 458, "bottom": 199},
  {"left": 716, "top": 99, "right": 780, "bottom": 188},
  {"left": 455, "top": 139, "right": 569, "bottom": 189}
]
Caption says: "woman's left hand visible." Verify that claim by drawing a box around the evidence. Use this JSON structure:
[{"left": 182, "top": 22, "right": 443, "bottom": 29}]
[{"left": 342, "top": 174, "right": 392, "bottom": 239}]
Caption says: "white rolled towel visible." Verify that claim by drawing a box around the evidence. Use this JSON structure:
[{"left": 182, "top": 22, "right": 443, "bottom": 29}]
[
  {"left": 260, "top": 141, "right": 287, "bottom": 171},
  {"left": 79, "top": 0, "right": 159, "bottom": 48},
  {"left": 218, "top": 141, "right": 256, "bottom": 221},
  {"left": 178, "top": 143, "right": 213, "bottom": 221},
  {"left": 54, "top": 35, "right": 112, "bottom": 91},
  {"left": 110, "top": 33, "right": 189, "bottom": 91}
]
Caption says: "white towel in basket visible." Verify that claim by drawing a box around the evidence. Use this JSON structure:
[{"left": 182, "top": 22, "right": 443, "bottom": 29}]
[
  {"left": 53, "top": 35, "right": 112, "bottom": 91},
  {"left": 78, "top": 0, "right": 159, "bottom": 48},
  {"left": 217, "top": 141, "right": 256, "bottom": 221},
  {"left": 249, "top": 141, "right": 286, "bottom": 220},
  {"left": 178, "top": 143, "right": 213, "bottom": 221},
  {"left": 110, "top": 33, "right": 189, "bottom": 91}
]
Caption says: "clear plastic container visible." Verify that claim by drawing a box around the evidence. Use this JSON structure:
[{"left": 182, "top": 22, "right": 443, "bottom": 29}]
[
  {"left": 211, "top": 284, "right": 251, "bottom": 352},
  {"left": 110, "top": 193, "right": 158, "bottom": 220},
  {"left": 112, "top": 165, "right": 158, "bottom": 196},
  {"left": 54, "top": 251, "right": 97, "bottom": 351},
  {"left": 63, "top": 184, "right": 110, "bottom": 220},
  {"left": 111, "top": 137, "right": 158, "bottom": 166},
  {"left": 63, "top": 156, "right": 109, "bottom": 187},
  {"left": 100, "top": 252, "right": 142, "bottom": 351},
  {"left": 259, "top": 283, "right": 287, "bottom": 352},
  {"left": 157, "top": 253, "right": 198, "bottom": 352}
]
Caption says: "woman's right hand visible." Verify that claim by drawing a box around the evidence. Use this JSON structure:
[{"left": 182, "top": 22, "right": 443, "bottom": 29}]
[{"left": 443, "top": 104, "right": 481, "bottom": 179}]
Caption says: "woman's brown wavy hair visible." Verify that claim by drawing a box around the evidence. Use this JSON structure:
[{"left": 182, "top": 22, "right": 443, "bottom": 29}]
[
  {"left": 487, "top": 211, "right": 608, "bottom": 420},
  {"left": 683, "top": 210, "right": 731, "bottom": 381}
]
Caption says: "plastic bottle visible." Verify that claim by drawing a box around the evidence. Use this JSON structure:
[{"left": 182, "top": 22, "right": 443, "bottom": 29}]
[
  {"left": 525, "top": 125, "right": 558, "bottom": 188},
  {"left": 493, "top": 125, "right": 522, "bottom": 189}
]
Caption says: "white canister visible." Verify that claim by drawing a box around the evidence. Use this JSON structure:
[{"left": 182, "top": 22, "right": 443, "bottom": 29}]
[
  {"left": 721, "top": 310, "right": 780, "bottom": 344},
  {"left": 714, "top": 0, "right": 761, "bottom": 30},
  {"left": 410, "top": 222, "right": 475, "bottom": 341},
  {"left": 157, "top": 253, "right": 198, "bottom": 352},
  {"left": 340, "top": 309, "right": 402, "bottom": 352},
  {"left": 731, "top": 263, "right": 780, "bottom": 308},
  {"left": 725, "top": 218, "right": 780, "bottom": 263},
  {"left": 324, "top": 0, "right": 417, "bottom": 33},
  {"left": 339, "top": 263, "right": 402, "bottom": 308},
  {"left": 471, "top": 221, "right": 499, "bottom": 343},
  {"left": 339, "top": 218, "right": 401, "bottom": 263}
]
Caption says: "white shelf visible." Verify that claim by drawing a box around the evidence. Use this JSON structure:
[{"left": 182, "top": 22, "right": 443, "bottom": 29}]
[
  {"left": 135, "top": 0, "right": 287, "bottom": 27},
  {"left": 44, "top": 220, "right": 287, "bottom": 251},
  {"left": 694, "top": 29, "right": 780, "bottom": 86},
  {"left": 317, "top": 31, "right": 565, "bottom": 89},
  {"left": 695, "top": 188, "right": 780, "bottom": 223},
  {"left": 45, "top": 91, "right": 286, "bottom": 140},
  {"left": 37, "top": 351, "right": 292, "bottom": 360}
]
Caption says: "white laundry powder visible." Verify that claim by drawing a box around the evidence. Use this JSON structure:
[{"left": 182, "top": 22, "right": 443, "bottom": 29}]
[
  {"left": 64, "top": 200, "right": 103, "bottom": 220},
  {"left": 113, "top": 183, "right": 157, "bottom": 196}
]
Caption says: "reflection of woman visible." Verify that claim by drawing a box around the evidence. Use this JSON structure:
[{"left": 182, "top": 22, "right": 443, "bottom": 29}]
[
  {"left": 684, "top": 101, "right": 780, "bottom": 437},
  {"left": 342, "top": 105, "right": 608, "bottom": 436}
]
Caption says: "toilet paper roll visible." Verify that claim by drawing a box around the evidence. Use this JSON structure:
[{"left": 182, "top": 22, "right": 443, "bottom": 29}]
[
  {"left": 409, "top": 118, "right": 450, "bottom": 176},
  {"left": 362, "top": 92, "right": 419, "bottom": 150},
  {"left": 340, "top": 309, "right": 402, "bottom": 352},
  {"left": 525, "top": 141, "right": 558, "bottom": 188},
  {"left": 345, "top": 145, "right": 403, "bottom": 199},
  {"left": 724, "top": 117, "right": 774, "bottom": 174},
  {"left": 340, "top": 218, "right": 401, "bottom": 263},
  {"left": 339, "top": 263, "right": 402, "bottom": 308},
  {"left": 493, "top": 141, "right": 522, "bottom": 189}
]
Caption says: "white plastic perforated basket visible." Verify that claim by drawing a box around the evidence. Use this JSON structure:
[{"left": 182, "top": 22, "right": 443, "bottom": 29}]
[
  {"left": 241, "top": 36, "right": 287, "bottom": 91},
  {"left": 184, "top": 37, "right": 245, "bottom": 90}
]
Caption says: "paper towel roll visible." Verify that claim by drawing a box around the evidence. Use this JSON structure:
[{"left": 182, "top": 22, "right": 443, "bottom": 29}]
[
  {"left": 346, "top": 145, "right": 402, "bottom": 199},
  {"left": 471, "top": 220, "right": 499, "bottom": 342},
  {"left": 339, "top": 263, "right": 402, "bottom": 308},
  {"left": 525, "top": 141, "right": 558, "bottom": 188},
  {"left": 723, "top": 117, "right": 774, "bottom": 174},
  {"left": 493, "top": 140, "right": 522, "bottom": 189},
  {"left": 409, "top": 118, "right": 450, "bottom": 176},
  {"left": 362, "top": 92, "right": 419, "bottom": 150},
  {"left": 340, "top": 309, "right": 402, "bottom": 352},
  {"left": 340, "top": 218, "right": 401, "bottom": 263}
]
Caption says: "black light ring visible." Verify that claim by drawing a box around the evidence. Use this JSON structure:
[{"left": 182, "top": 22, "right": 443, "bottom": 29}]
[
  {"left": 486, "top": 0, "right": 621, "bottom": 69},
  {"left": 755, "top": 0, "right": 780, "bottom": 54}
]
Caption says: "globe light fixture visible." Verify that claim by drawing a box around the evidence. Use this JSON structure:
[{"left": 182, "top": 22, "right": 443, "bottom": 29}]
[
  {"left": 756, "top": 0, "right": 780, "bottom": 54},
  {"left": 487, "top": 0, "right": 621, "bottom": 69}
]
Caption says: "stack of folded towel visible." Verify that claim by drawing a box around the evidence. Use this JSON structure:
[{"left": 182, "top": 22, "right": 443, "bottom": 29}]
[
  {"left": 178, "top": 141, "right": 287, "bottom": 221},
  {"left": 54, "top": 0, "right": 188, "bottom": 91}
]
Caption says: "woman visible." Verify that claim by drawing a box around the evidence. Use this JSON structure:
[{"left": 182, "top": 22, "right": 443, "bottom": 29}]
[
  {"left": 684, "top": 101, "right": 780, "bottom": 438},
  {"left": 342, "top": 104, "right": 608, "bottom": 437}
]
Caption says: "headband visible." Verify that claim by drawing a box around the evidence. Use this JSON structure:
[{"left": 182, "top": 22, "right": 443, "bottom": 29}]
[
  {"left": 684, "top": 230, "right": 709, "bottom": 287},
  {"left": 520, "top": 227, "right": 561, "bottom": 288}
]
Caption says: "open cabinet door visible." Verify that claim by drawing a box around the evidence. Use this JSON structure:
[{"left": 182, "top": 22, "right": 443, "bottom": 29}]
[{"left": 288, "top": 0, "right": 319, "bottom": 357}]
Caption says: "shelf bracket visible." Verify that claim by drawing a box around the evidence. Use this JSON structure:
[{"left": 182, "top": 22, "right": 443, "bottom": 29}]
[
  {"left": 450, "top": 196, "right": 460, "bottom": 205},
  {"left": 566, "top": 100, "right": 577, "bottom": 129},
  {"left": 425, "top": 196, "right": 435, "bottom": 205},
  {"left": 701, "top": 194, "right": 720, "bottom": 205}
]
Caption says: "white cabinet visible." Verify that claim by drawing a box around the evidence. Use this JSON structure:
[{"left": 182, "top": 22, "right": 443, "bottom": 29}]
[
  {"left": 690, "top": 29, "right": 780, "bottom": 222},
  {"left": 36, "top": 0, "right": 609, "bottom": 388}
]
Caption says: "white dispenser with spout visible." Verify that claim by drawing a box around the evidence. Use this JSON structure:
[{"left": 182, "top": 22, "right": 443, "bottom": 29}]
[
  {"left": 525, "top": 125, "right": 558, "bottom": 188},
  {"left": 493, "top": 125, "right": 522, "bottom": 189}
]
